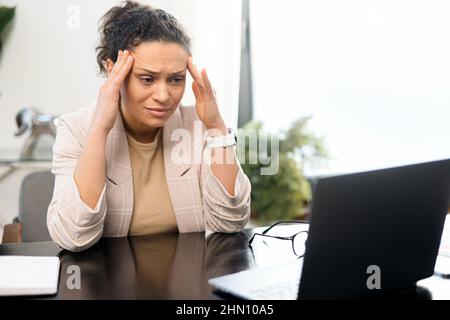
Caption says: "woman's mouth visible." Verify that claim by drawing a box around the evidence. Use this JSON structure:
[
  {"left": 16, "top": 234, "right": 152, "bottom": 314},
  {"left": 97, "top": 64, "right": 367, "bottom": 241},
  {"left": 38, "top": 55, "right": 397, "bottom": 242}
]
[{"left": 144, "top": 106, "right": 171, "bottom": 117}]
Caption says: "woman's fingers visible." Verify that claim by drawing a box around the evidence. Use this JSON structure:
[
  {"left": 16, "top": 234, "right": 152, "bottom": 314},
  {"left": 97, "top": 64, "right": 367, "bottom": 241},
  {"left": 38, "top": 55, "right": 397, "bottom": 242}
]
[
  {"left": 201, "top": 69, "right": 214, "bottom": 98},
  {"left": 110, "top": 50, "right": 124, "bottom": 76},
  {"left": 116, "top": 53, "right": 134, "bottom": 83},
  {"left": 187, "top": 56, "right": 204, "bottom": 88},
  {"left": 111, "top": 50, "right": 129, "bottom": 76},
  {"left": 188, "top": 56, "right": 215, "bottom": 98},
  {"left": 192, "top": 81, "right": 202, "bottom": 101},
  {"left": 111, "top": 50, "right": 134, "bottom": 85}
]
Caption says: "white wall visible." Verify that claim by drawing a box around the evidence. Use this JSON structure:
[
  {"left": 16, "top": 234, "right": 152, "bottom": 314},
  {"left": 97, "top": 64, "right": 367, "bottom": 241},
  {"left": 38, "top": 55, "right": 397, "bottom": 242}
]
[{"left": 0, "top": 0, "right": 242, "bottom": 151}]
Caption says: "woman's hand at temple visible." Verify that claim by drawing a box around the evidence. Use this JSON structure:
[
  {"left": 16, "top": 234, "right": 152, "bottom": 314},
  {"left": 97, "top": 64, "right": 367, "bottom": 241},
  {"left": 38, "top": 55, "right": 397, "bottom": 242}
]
[
  {"left": 187, "top": 56, "right": 227, "bottom": 134},
  {"left": 73, "top": 50, "right": 133, "bottom": 210},
  {"left": 91, "top": 49, "right": 134, "bottom": 134},
  {"left": 187, "top": 56, "right": 239, "bottom": 196}
]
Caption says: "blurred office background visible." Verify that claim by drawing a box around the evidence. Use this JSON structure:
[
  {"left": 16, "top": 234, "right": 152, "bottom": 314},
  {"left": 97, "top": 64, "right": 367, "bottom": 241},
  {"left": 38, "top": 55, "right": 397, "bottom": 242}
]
[
  {"left": 0, "top": 0, "right": 242, "bottom": 240},
  {"left": 1, "top": 0, "right": 450, "bottom": 241}
]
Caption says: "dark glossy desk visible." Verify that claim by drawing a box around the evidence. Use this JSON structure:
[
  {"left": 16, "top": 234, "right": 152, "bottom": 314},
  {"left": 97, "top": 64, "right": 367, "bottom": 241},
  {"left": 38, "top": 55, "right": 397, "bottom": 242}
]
[{"left": 0, "top": 228, "right": 449, "bottom": 300}]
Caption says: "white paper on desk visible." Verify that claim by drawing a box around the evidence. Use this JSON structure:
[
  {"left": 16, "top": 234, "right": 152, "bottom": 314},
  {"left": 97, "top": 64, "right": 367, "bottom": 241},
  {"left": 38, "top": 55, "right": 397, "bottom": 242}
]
[
  {"left": 434, "top": 255, "right": 450, "bottom": 278},
  {"left": 439, "top": 214, "right": 450, "bottom": 257},
  {"left": 0, "top": 256, "right": 60, "bottom": 296}
]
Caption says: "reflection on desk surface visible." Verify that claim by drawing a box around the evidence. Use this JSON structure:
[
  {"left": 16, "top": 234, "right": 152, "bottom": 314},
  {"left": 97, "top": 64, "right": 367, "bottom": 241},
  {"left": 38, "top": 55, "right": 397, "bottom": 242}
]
[
  {"left": 54, "top": 231, "right": 253, "bottom": 300},
  {"left": 0, "top": 226, "right": 449, "bottom": 300}
]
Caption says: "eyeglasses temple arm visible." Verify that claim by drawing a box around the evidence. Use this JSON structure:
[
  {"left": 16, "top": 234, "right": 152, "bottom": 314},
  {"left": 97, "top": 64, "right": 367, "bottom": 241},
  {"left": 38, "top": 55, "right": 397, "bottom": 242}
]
[
  {"left": 262, "top": 220, "right": 309, "bottom": 235},
  {"left": 249, "top": 233, "right": 291, "bottom": 245}
]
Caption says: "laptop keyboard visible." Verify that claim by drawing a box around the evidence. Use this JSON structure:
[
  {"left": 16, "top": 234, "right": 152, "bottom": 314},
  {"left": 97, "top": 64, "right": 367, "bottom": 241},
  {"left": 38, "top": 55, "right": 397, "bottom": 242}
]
[
  {"left": 209, "top": 260, "right": 303, "bottom": 300},
  {"left": 248, "top": 278, "right": 300, "bottom": 300}
]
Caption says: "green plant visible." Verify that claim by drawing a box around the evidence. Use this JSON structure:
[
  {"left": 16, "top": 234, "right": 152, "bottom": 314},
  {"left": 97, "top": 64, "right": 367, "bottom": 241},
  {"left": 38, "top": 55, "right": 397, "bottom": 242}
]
[
  {"left": 239, "top": 116, "right": 327, "bottom": 225},
  {"left": 0, "top": 6, "right": 15, "bottom": 52}
]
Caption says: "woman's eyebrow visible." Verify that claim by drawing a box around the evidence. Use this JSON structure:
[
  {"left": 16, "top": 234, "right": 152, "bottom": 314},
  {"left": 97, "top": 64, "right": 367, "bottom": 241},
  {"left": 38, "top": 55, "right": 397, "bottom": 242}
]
[{"left": 135, "top": 67, "right": 186, "bottom": 75}]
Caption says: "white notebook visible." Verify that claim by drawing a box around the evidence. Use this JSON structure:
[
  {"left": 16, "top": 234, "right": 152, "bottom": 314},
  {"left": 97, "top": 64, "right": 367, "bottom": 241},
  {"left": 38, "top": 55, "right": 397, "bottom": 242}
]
[
  {"left": 434, "top": 255, "right": 450, "bottom": 278},
  {"left": 0, "top": 256, "right": 60, "bottom": 296}
]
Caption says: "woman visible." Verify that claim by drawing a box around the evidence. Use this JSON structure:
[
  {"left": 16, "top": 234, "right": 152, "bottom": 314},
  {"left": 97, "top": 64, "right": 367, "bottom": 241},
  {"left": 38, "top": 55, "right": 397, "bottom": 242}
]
[{"left": 47, "top": 1, "right": 251, "bottom": 252}]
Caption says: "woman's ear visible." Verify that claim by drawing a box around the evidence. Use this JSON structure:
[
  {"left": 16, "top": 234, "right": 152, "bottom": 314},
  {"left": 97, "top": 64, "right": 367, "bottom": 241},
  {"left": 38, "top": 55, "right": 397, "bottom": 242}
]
[{"left": 104, "top": 59, "right": 114, "bottom": 76}]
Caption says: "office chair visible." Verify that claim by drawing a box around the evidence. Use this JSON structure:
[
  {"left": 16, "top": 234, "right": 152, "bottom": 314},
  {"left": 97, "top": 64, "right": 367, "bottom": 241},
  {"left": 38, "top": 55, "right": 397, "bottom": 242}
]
[{"left": 2, "top": 170, "right": 54, "bottom": 243}]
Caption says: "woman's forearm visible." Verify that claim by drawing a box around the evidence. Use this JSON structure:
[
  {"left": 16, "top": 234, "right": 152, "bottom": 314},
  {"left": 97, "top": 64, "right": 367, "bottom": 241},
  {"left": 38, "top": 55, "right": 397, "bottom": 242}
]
[
  {"left": 210, "top": 147, "right": 239, "bottom": 196},
  {"left": 209, "top": 125, "right": 239, "bottom": 197},
  {"left": 73, "top": 127, "right": 108, "bottom": 210}
]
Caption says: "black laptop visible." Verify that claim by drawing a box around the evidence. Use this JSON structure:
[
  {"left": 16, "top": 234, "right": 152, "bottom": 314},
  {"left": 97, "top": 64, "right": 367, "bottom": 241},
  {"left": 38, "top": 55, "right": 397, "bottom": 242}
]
[{"left": 208, "top": 158, "right": 450, "bottom": 299}]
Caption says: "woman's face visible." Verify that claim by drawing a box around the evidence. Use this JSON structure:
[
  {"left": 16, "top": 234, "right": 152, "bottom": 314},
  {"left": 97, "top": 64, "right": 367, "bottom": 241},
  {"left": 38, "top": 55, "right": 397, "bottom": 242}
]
[{"left": 120, "top": 41, "right": 189, "bottom": 132}]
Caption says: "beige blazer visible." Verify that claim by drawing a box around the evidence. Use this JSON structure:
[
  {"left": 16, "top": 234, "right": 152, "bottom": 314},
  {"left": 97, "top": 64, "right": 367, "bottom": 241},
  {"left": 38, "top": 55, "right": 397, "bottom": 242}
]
[{"left": 47, "top": 103, "right": 251, "bottom": 252}]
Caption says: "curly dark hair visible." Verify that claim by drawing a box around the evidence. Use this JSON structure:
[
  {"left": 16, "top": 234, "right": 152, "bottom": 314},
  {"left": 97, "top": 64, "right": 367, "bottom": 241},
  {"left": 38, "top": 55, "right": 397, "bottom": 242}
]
[{"left": 96, "top": 0, "right": 192, "bottom": 75}]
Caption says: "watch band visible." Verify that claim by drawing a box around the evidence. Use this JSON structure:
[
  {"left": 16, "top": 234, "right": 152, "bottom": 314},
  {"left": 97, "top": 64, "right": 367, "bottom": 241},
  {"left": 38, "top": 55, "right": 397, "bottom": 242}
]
[{"left": 206, "top": 128, "right": 237, "bottom": 148}]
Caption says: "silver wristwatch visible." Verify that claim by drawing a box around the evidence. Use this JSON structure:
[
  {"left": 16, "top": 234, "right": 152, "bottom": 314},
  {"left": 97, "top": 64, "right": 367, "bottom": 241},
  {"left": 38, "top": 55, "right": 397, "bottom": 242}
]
[{"left": 206, "top": 128, "right": 237, "bottom": 148}]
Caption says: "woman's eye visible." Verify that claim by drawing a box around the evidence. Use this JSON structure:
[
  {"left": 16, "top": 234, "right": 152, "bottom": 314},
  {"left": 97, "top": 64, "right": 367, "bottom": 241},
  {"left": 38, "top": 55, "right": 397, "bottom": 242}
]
[
  {"left": 172, "top": 77, "right": 185, "bottom": 83},
  {"left": 140, "top": 77, "right": 153, "bottom": 84},
  {"left": 138, "top": 76, "right": 185, "bottom": 85}
]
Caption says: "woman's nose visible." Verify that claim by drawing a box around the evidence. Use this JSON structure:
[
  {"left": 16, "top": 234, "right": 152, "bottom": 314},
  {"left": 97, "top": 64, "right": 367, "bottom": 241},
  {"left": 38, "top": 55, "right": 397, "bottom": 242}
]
[{"left": 152, "top": 82, "right": 169, "bottom": 103}]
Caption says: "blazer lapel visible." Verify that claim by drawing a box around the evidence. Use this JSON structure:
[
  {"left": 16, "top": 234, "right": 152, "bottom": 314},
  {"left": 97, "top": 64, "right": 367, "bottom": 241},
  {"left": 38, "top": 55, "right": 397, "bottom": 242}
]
[
  {"left": 163, "top": 106, "right": 204, "bottom": 232},
  {"left": 104, "top": 110, "right": 134, "bottom": 236},
  {"left": 106, "top": 111, "right": 133, "bottom": 185},
  {"left": 162, "top": 106, "right": 191, "bottom": 177}
]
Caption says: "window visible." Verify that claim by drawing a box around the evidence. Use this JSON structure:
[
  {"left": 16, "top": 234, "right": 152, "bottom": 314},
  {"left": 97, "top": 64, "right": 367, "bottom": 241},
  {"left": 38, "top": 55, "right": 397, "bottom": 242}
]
[{"left": 250, "top": 0, "right": 450, "bottom": 175}]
